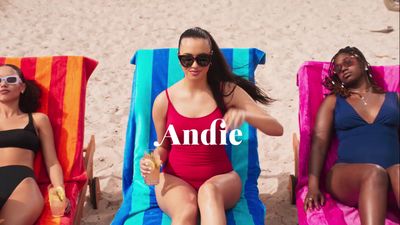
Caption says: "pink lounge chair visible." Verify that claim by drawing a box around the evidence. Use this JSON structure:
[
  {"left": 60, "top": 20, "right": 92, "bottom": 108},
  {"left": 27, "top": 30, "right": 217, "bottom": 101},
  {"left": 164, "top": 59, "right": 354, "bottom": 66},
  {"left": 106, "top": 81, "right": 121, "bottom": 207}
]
[{"left": 291, "top": 61, "right": 399, "bottom": 225}]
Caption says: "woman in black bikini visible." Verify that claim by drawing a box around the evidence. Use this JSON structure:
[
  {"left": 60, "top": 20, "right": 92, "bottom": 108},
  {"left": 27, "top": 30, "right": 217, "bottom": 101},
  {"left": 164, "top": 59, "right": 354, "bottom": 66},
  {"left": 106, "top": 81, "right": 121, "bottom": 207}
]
[{"left": 0, "top": 64, "right": 67, "bottom": 225}]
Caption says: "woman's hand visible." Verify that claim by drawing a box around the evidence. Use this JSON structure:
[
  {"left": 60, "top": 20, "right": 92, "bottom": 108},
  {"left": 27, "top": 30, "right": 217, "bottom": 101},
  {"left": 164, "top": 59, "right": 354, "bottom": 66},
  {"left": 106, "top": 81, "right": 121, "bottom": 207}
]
[
  {"left": 223, "top": 107, "right": 246, "bottom": 130},
  {"left": 140, "top": 151, "right": 162, "bottom": 177},
  {"left": 304, "top": 186, "right": 325, "bottom": 211},
  {"left": 140, "top": 157, "right": 152, "bottom": 178},
  {"left": 49, "top": 186, "right": 70, "bottom": 215}
]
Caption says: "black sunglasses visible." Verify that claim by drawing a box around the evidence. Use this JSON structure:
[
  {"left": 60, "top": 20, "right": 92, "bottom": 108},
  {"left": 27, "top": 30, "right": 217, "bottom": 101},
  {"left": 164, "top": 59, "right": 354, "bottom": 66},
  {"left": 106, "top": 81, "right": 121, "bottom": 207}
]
[{"left": 178, "top": 53, "right": 213, "bottom": 68}]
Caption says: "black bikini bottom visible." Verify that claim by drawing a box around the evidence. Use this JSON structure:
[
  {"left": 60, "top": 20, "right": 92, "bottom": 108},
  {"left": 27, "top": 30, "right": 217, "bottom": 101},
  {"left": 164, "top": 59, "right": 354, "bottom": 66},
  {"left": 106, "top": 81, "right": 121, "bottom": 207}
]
[{"left": 0, "top": 165, "right": 35, "bottom": 209}]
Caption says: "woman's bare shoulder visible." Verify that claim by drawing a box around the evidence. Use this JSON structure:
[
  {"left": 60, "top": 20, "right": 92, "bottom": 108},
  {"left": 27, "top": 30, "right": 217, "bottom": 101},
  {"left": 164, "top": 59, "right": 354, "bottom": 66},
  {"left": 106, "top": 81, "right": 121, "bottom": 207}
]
[
  {"left": 154, "top": 90, "right": 167, "bottom": 105},
  {"left": 31, "top": 112, "right": 49, "bottom": 123},
  {"left": 320, "top": 94, "right": 337, "bottom": 110},
  {"left": 324, "top": 93, "right": 337, "bottom": 101},
  {"left": 31, "top": 112, "right": 51, "bottom": 132},
  {"left": 222, "top": 81, "right": 236, "bottom": 95},
  {"left": 153, "top": 90, "right": 168, "bottom": 115}
]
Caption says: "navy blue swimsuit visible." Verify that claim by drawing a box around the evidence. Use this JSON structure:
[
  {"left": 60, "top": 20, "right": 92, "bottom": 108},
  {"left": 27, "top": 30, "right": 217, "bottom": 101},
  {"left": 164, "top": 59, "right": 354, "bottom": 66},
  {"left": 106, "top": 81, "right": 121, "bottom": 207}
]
[{"left": 334, "top": 92, "right": 400, "bottom": 168}]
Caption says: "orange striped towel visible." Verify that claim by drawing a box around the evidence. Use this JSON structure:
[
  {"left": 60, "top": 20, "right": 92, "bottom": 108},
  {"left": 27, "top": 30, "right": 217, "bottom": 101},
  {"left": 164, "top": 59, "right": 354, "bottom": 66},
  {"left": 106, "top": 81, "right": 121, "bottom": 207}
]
[{"left": 0, "top": 56, "right": 98, "bottom": 225}]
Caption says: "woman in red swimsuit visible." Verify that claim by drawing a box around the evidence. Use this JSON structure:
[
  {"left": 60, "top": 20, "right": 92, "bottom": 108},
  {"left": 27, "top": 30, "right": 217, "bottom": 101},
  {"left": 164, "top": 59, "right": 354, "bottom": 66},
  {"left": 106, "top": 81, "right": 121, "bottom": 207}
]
[{"left": 140, "top": 27, "right": 283, "bottom": 225}]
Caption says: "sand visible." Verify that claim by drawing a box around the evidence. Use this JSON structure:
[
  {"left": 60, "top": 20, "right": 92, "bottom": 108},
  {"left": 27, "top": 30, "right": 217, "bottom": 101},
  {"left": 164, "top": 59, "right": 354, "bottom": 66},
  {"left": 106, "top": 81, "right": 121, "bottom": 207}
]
[{"left": 1, "top": 0, "right": 399, "bottom": 224}]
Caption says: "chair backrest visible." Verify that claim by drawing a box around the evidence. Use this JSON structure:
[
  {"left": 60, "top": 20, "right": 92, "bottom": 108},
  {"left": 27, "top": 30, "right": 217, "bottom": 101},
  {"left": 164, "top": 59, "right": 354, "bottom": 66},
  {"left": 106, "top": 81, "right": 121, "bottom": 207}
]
[
  {"left": 115, "top": 48, "right": 267, "bottom": 225},
  {"left": 0, "top": 56, "right": 97, "bottom": 225},
  {"left": 296, "top": 61, "right": 400, "bottom": 189}
]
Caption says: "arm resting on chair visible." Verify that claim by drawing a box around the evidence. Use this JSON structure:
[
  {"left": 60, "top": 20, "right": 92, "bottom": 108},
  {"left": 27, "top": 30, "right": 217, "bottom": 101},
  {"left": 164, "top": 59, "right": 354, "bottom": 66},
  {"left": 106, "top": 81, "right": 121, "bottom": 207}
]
[
  {"left": 35, "top": 113, "right": 65, "bottom": 188},
  {"left": 305, "top": 95, "right": 336, "bottom": 211}
]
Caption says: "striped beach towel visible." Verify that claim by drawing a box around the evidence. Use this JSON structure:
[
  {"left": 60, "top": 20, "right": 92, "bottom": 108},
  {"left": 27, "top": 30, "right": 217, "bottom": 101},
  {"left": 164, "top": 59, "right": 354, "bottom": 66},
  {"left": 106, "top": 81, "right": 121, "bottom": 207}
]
[
  {"left": 0, "top": 56, "right": 98, "bottom": 225},
  {"left": 112, "top": 48, "right": 267, "bottom": 225},
  {"left": 296, "top": 61, "right": 400, "bottom": 225}
]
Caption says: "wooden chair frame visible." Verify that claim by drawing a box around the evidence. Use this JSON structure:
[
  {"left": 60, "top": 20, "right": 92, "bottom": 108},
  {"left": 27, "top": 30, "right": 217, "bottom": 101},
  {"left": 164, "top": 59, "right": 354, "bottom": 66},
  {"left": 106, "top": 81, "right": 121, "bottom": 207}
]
[
  {"left": 74, "top": 135, "right": 101, "bottom": 225},
  {"left": 288, "top": 133, "right": 299, "bottom": 205}
]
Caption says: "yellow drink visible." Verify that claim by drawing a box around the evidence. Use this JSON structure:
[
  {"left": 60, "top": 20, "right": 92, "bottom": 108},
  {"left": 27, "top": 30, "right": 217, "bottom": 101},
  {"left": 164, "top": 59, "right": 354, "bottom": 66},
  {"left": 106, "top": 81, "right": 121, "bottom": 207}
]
[
  {"left": 143, "top": 152, "right": 161, "bottom": 185},
  {"left": 48, "top": 186, "right": 66, "bottom": 217}
]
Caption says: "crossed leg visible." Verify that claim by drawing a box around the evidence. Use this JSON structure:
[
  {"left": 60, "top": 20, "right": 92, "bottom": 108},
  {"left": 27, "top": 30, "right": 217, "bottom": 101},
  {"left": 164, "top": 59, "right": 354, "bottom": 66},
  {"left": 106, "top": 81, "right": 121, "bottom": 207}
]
[
  {"left": 197, "top": 171, "right": 242, "bottom": 225},
  {"left": 0, "top": 177, "right": 44, "bottom": 225},
  {"left": 326, "top": 163, "right": 389, "bottom": 225}
]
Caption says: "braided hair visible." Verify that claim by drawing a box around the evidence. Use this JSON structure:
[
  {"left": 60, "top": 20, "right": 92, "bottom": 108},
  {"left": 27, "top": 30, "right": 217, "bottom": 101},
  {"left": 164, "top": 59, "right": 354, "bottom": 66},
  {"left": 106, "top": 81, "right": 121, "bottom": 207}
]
[{"left": 323, "top": 46, "right": 384, "bottom": 97}]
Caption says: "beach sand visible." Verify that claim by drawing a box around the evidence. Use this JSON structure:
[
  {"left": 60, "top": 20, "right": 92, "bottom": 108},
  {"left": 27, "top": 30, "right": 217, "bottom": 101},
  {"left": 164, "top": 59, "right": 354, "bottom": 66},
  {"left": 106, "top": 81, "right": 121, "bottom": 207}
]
[{"left": 1, "top": 0, "right": 399, "bottom": 224}]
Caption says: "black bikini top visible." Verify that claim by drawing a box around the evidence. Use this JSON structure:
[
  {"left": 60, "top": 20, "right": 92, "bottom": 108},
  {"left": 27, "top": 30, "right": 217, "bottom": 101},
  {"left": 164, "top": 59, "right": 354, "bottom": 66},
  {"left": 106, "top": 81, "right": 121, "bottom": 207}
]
[{"left": 0, "top": 113, "right": 41, "bottom": 153}]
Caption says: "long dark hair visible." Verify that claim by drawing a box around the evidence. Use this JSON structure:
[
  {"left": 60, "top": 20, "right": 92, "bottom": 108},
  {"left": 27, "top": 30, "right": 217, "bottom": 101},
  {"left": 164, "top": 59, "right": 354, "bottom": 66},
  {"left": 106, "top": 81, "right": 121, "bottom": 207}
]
[
  {"left": 0, "top": 64, "right": 41, "bottom": 112},
  {"left": 323, "top": 46, "right": 384, "bottom": 97},
  {"left": 178, "top": 27, "right": 274, "bottom": 114}
]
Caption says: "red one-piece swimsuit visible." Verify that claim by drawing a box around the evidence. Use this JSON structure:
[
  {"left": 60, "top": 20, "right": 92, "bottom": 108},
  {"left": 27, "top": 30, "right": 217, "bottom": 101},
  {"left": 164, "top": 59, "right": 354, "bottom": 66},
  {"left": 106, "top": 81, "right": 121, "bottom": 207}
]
[{"left": 162, "top": 89, "right": 233, "bottom": 191}]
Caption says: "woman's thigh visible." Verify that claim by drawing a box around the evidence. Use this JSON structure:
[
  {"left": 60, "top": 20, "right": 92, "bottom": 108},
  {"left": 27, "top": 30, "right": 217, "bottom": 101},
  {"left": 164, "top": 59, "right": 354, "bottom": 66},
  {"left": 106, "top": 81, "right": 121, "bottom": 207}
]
[
  {"left": 155, "top": 172, "right": 198, "bottom": 217},
  {"left": 386, "top": 164, "right": 400, "bottom": 204},
  {"left": 0, "top": 177, "right": 44, "bottom": 225},
  {"left": 199, "top": 171, "right": 242, "bottom": 210},
  {"left": 326, "top": 163, "right": 388, "bottom": 206},
  {"left": 387, "top": 164, "right": 400, "bottom": 187}
]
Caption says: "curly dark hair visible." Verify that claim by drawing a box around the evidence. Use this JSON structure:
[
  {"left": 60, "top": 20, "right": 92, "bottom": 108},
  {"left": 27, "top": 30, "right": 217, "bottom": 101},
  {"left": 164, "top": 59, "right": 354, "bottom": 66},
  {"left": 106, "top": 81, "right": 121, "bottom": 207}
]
[
  {"left": 323, "top": 46, "right": 384, "bottom": 98},
  {"left": 0, "top": 64, "right": 41, "bottom": 112},
  {"left": 178, "top": 27, "right": 274, "bottom": 114}
]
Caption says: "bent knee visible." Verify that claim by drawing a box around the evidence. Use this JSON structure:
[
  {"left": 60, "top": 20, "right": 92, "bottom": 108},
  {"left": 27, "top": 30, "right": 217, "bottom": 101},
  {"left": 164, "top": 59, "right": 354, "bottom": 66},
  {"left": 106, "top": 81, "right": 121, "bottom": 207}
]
[
  {"left": 180, "top": 202, "right": 198, "bottom": 217},
  {"left": 167, "top": 192, "right": 198, "bottom": 219},
  {"left": 172, "top": 201, "right": 198, "bottom": 222},
  {"left": 199, "top": 182, "right": 219, "bottom": 194},
  {"left": 185, "top": 192, "right": 198, "bottom": 207},
  {"left": 363, "top": 164, "right": 389, "bottom": 185},
  {"left": 198, "top": 183, "right": 222, "bottom": 201}
]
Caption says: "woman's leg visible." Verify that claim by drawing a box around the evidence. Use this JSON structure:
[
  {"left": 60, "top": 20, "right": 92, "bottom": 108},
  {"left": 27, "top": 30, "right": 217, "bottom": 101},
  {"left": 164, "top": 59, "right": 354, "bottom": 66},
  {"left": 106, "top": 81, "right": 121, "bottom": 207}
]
[
  {"left": 155, "top": 173, "right": 198, "bottom": 225},
  {"left": 197, "top": 171, "right": 242, "bottom": 225},
  {"left": 0, "top": 178, "right": 44, "bottom": 225},
  {"left": 326, "top": 163, "right": 388, "bottom": 225},
  {"left": 387, "top": 164, "right": 400, "bottom": 208}
]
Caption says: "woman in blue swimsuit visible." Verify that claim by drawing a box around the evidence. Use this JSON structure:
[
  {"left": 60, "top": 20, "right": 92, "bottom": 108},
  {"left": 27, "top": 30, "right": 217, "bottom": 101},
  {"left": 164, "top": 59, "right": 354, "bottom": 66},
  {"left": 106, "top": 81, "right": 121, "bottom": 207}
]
[
  {"left": 304, "top": 47, "right": 399, "bottom": 225},
  {"left": 0, "top": 64, "right": 68, "bottom": 225}
]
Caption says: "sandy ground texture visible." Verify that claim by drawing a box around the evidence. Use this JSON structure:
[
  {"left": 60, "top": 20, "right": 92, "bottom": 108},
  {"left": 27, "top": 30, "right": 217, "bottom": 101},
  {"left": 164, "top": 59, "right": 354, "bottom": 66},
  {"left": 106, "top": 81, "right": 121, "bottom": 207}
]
[{"left": 1, "top": 0, "right": 399, "bottom": 224}]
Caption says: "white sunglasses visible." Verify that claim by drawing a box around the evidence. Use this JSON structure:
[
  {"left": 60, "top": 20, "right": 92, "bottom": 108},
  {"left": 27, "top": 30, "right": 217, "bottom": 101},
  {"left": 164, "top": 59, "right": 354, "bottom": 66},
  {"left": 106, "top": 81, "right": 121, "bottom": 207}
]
[{"left": 0, "top": 75, "right": 23, "bottom": 84}]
